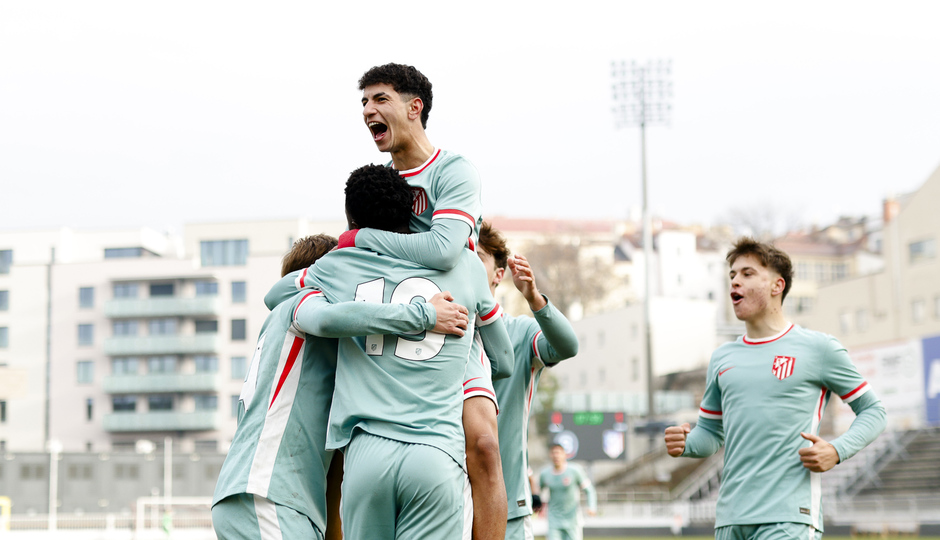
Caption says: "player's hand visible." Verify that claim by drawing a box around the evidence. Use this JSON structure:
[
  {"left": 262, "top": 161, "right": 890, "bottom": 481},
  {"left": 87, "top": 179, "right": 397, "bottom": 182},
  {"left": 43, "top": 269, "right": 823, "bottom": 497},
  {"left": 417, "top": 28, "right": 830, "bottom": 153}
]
[
  {"left": 530, "top": 494, "right": 542, "bottom": 513},
  {"left": 508, "top": 255, "right": 546, "bottom": 311},
  {"left": 799, "top": 432, "right": 839, "bottom": 472},
  {"left": 429, "top": 292, "right": 469, "bottom": 337},
  {"left": 664, "top": 423, "right": 690, "bottom": 457},
  {"left": 587, "top": 509, "right": 597, "bottom": 517}
]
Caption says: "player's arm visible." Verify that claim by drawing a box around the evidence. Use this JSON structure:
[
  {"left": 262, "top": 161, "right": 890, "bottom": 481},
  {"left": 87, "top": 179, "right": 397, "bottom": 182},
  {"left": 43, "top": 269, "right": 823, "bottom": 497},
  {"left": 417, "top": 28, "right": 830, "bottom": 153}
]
[
  {"left": 478, "top": 314, "right": 513, "bottom": 380},
  {"left": 293, "top": 289, "right": 470, "bottom": 338},
  {"left": 509, "top": 254, "right": 579, "bottom": 364},
  {"left": 667, "top": 357, "right": 724, "bottom": 458},
  {"left": 800, "top": 337, "right": 887, "bottom": 472},
  {"left": 578, "top": 469, "right": 598, "bottom": 516},
  {"left": 264, "top": 269, "right": 308, "bottom": 310}
]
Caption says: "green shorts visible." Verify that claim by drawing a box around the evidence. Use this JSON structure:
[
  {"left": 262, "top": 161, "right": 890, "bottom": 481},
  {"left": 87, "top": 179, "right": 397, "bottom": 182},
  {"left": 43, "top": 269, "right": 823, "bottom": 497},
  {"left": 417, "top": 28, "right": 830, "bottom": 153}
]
[
  {"left": 716, "top": 523, "right": 823, "bottom": 540},
  {"left": 342, "top": 431, "right": 464, "bottom": 540},
  {"left": 212, "top": 493, "right": 322, "bottom": 540},
  {"left": 505, "top": 514, "right": 534, "bottom": 540}
]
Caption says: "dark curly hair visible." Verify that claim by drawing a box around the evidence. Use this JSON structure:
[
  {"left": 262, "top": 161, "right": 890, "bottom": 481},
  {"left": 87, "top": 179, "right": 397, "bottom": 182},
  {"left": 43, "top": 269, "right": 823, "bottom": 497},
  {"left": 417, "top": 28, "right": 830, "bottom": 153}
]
[
  {"left": 345, "top": 164, "right": 413, "bottom": 232},
  {"left": 358, "top": 63, "right": 433, "bottom": 129},
  {"left": 726, "top": 237, "right": 794, "bottom": 303}
]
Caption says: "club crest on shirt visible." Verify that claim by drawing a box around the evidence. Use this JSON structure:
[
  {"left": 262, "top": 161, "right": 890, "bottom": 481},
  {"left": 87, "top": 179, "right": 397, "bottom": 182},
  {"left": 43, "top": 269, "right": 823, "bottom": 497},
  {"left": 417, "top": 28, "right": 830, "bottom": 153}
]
[
  {"left": 562, "top": 477, "right": 571, "bottom": 486},
  {"left": 411, "top": 187, "right": 428, "bottom": 216},
  {"left": 772, "top": 355, "right": 796, "bottom": 380}
]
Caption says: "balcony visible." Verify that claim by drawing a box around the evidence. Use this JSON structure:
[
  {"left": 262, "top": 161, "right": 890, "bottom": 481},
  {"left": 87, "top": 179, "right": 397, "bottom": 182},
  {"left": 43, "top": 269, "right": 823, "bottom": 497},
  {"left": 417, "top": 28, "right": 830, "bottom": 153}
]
[
  {"left": 102, "top": 373, "right": 222, "bottom": 394},
  {"left": 103, "top": 411, "right": 220, "bottom": 432},
  {"left": 104, "top": 334, "right": 221, "bottom": 356},
  {"left": 104, "top": 297, "right": 221, "bottom": 318}
]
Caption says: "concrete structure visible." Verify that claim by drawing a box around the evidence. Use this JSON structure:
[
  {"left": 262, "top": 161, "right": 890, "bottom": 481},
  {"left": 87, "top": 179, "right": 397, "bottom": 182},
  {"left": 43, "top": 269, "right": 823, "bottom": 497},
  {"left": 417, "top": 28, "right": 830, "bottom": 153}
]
[{"left": 0, "top": 219, "right": 344, "bottom": 454}]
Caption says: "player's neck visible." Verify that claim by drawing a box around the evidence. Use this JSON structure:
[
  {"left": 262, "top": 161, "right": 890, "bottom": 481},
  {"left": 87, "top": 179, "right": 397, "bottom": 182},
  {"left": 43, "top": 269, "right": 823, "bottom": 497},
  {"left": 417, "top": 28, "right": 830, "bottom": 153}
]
[
  {"left": 553, "top": 462, "right": 567, "bottom": 473},
  {"left": 744, "top": 308, "right": 789, "bottom": 340},
  {"left": 390, "top": 131, "right": 435, "bottom": 171}
]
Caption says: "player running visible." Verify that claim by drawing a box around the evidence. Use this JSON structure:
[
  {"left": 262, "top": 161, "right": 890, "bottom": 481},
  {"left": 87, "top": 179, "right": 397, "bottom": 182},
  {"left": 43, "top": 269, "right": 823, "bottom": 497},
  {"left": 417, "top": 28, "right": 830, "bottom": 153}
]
[
  {"left": 475, "top": 222, "right": 581, "bottom": 540},
  {"left": 212, "top": 234, "right": 470, "bottom": 540},
  {"left": 664, "top": 237, "right": 887, "bottom": 539},
  {"left": 537, "top": 444, "right": 597, "bottom": 540}
]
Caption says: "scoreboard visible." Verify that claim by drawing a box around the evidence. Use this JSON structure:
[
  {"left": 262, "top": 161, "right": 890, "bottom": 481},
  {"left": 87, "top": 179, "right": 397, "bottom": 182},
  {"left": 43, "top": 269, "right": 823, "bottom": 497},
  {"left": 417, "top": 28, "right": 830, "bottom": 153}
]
[{"left": 547, "top": 411, "right": 628, "bottom": 461}]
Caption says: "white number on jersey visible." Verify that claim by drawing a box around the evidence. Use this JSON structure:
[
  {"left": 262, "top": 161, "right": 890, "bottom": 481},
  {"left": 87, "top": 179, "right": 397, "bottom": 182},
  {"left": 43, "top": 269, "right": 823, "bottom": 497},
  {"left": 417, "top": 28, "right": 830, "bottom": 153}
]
[
  {"left": 354, "top": 277, "right": 448, "bottom": 361},
  {"left": 239, "top": 332, "right": 266, "bottom": 411}
]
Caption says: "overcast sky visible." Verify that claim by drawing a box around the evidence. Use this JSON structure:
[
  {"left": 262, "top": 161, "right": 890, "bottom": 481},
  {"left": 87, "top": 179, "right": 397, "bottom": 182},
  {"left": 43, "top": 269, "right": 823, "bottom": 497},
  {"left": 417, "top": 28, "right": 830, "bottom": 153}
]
[{"left": 2, "top": 1, "right": 939, "bottom": 235}]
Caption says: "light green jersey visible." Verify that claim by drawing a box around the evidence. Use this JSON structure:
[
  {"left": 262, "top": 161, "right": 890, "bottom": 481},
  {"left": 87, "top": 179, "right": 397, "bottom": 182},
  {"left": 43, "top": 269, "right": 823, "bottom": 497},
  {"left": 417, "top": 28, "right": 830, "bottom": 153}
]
[
  {"left": 213, "top": 290, "right": 337, "bottom": 533},
  {"left": 538, "top": 463, "right": 596, "bottom": 530},
  {"left": 494, "top": 298, "right": 579, "bottom": 520},
  {"left": 684, "top": 324, "right": 887, "bottom": 530},
  {"left": 306, "top": 247, "right": 506, "bottom": 466}
]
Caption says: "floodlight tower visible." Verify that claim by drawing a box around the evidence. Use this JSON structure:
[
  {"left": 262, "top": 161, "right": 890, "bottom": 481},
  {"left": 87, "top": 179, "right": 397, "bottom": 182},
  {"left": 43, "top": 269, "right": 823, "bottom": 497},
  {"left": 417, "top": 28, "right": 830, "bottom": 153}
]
[{"left": 611, "top": 60, "right": 672, "bottom": 423}]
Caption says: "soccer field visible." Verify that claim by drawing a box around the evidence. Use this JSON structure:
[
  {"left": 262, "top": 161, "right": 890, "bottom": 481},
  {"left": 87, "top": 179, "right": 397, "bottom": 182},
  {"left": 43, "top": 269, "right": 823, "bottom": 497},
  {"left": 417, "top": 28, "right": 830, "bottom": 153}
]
[{"left": 535, "top": 537, "right": 940, "bottom": 540}]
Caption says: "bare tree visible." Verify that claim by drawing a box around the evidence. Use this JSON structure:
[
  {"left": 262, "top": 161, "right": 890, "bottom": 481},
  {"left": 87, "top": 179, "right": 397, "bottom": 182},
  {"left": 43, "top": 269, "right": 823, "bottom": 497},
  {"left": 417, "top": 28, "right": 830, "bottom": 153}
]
[
  {"left": 522, "top": 239, "right": 614, "bottom": 318},
  {"left": 724, "top": 203, "right": 804, "bottom": 241}
]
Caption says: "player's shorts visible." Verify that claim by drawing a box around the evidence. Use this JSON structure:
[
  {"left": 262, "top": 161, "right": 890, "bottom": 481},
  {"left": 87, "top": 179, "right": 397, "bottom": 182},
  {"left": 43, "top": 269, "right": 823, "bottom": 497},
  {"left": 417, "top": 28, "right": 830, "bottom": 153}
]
[
  {"left": 716, "top": 523, "right": 822, "bottom": 540},
  {"left": 505, "top": 514, "right": 534, "bottom": 540},
  {"left": 464, "top": 332, "right": 498, "bottom": 412},
  {"left": 547, "top": 519, "right": 583, "bottom": 540},
  {"left": 212, "top": 493, "right": 323, "bottom": 540},
  {"left": 342, "top": 431, "right": 464, "bottom": 540}
]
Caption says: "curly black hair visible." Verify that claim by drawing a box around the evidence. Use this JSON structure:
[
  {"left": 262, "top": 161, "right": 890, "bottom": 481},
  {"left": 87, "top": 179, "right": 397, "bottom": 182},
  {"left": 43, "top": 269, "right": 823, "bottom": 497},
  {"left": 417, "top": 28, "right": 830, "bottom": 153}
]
[
  {"left": 358, "top": 63, "right": 433, "bottom": 129},
  {"left": 345, "top": 164, "right": 413, "bottom": 232}
]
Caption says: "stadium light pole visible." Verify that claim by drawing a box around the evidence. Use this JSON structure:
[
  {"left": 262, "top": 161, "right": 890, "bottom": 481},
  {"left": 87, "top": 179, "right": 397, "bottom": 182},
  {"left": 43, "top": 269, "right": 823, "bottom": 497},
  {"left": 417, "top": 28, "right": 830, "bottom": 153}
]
[{"left": 611, "top": 60, "right": 672, "bottom": 424}]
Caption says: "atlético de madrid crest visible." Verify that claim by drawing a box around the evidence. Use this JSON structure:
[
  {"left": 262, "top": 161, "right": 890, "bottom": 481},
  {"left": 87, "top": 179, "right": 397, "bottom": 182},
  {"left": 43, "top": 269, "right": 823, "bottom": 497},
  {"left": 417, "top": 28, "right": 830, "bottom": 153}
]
[
  {"left": 772, "top": 355, "right": 796, "bottom": 380},
  {"left": 411, "top": 187, "right": 428, "bottom": 216}
]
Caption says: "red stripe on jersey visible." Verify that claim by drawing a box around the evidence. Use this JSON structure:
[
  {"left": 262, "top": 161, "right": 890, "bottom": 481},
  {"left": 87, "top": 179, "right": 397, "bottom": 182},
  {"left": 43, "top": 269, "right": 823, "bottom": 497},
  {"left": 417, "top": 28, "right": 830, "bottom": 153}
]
[
  {"left": 299, "top": 268, "right": 308, "bottom": 288},
  {"left": 269, "top": 336, "right": 304, "bottom": 410},
  {"left": 464, "top": 387, "right": 496, "bottom": 398},
  {"left": 531, "top": 331, "right": 542, "bottom": 359},
  {"left": 293, "top": 290, "right": 322, "bottom": 321},
  {"left": 817, "top": 387, "right": 827, "bottom": 421},
  {"left": 464, "top": 376, "right": 482, "bottom": 386},
  {"left": 700, "top": 407, "right": 722, "bottom": 416},
  {"left": 480, "top": 305, "right": 501, "bottom": 322},
  {"left": 467, "top": 237, "right": 475, "bottom": 252},
  {"left": 399, "top": 149, "right": 441, "bottom": 177},
  {"left": 743, "top": 324, "right": 794, "bottom": 345},
  {"left": 841, "top": 382, "right": 868, "bottom": 401},
  {"left": 433, "top": 209, "right": 475, "bottom": 222}
]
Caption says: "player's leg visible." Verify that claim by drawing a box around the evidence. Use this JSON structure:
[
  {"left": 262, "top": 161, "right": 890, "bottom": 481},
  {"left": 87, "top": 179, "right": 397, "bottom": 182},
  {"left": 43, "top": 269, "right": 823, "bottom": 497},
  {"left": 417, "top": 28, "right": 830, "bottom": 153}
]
[
  {"left": 464, "top": 395, "right": 506, "bottom": 540},
  {"left": 395, "top": 441, "right": 465, "bottom": 540},
  {"left": 340, "top": 432, "right": 398, "bottom": 539},
  {"left": 212, "top": 493, "right": 323, "bottom": 540},
  {"left": 324, "top": 452, "right": 343, "bottom": 540},
  {"left": 505, "top": 515, "right": 534, "bottom": 540}
]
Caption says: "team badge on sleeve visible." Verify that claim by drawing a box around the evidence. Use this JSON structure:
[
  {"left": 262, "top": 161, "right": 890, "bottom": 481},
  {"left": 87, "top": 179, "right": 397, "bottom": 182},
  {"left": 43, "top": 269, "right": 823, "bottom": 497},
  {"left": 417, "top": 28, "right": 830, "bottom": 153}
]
[
  {"left": 772, "top": 355, "right": 796, "bottom": 380},
  {"left": 411, "top": 187, "right": 428, "bottom": 216}
]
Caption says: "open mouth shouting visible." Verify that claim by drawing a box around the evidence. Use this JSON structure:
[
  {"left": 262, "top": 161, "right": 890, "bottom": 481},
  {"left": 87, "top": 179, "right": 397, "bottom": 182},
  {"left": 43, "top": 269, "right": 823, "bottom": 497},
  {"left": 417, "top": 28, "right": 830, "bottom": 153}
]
[
  {"left": 730, "top": 291, "right": 744, "bottom": 305},
  {"left": 368, "top": 121, "right": 388, "bottom": 142}
]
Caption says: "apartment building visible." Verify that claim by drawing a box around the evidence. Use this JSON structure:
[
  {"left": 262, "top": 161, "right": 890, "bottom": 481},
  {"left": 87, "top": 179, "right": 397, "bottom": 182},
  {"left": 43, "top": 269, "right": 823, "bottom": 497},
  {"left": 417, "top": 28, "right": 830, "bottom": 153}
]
[{"left": 0, "top": 219, "right": 344, "bottom": 453}]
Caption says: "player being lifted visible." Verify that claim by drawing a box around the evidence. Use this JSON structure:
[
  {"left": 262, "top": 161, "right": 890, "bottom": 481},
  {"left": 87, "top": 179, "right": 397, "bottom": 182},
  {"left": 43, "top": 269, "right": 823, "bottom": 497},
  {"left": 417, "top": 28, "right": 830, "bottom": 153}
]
[
  {"left": 475, "top": 222, "right": 581, "bottom": 540},
  {"left": 274, "top": 164, "right": 513, "bottom": 539},
  {"left": 212, "top": 234, "right": 470, "bottom": 540},
  {"left": 664, "top": 238, "right": 887, "bottom": 540}
]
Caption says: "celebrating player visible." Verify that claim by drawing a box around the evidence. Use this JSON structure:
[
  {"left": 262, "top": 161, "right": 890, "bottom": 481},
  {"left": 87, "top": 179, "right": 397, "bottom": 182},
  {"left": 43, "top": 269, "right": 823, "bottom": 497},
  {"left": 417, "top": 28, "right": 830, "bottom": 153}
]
[
  {"left": 280, "top": 165, "right": 512, "bottom": 539},
  {"left": 475, "top": 222, "right": 581, "bottom": 540},
  {"left": 664, "top": 237, "right": 887, "bottom": 539},
  {"left": 537, "top": 444, "right": 597, "bottom": 540},
  {"left": 212, "top": 234, "right": 470, "bottom": 540}
]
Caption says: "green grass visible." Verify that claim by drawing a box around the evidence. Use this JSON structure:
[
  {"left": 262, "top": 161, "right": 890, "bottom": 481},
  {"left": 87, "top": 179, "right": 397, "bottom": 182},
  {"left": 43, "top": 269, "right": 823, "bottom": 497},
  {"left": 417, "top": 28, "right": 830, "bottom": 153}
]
[{"left": 534, "top": 537, "right": 940, "bottom": 540}]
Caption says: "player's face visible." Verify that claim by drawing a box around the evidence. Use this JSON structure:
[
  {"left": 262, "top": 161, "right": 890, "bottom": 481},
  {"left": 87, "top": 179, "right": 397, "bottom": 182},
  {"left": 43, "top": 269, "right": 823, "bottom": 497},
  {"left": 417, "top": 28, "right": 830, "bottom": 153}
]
[
  {"left": 361, "top": 83, "right": 415, "bottom": 154},
  {"left": 729, "top": 254, "right": 781, "bottom": 322},
  {"left": 476, "top": 249, "right": 504, "bottom": 293},
  {"left": 550, "top": 446, "right": 567, "bottom": 467}
]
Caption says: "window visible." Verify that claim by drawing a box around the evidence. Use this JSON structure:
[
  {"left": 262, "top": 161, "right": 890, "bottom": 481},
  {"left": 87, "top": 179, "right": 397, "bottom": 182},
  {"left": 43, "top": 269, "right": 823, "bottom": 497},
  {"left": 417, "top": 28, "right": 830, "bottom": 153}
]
[
  {"left": 814, "top": 263, "right": 827, "bottom": 283},
  {"left": 0, "top": 290, "right": 8, "bottom": 311},
  {"left": 78, "top": 324, "right": 94, "bottom": 346},
  {"left": 113, "top": 320, "right": 138, "bottom": 336},
  {"left": 195, "top": 355, "right": 218, "bottom": 373},
  {"left": 86, "top": 398, "right": 93, "bottom": 421},
  {"left": 231, "top": 395, "right": 240, "bottom": 418},
  {"left": 194, "top": 394, "right": 218, "bottom": 411},
  {"left": 597, "top": 331, "right": 605, "bottom": 348},
  {"left": 148, "top": 356, "right": 177, "bottom": 374},
  {"left": 631, "top": 357, "right": 639, "bottom": 382},
  {"left": 114, "top": 464, "right": 139, "bottom": 480},
  {"left": 231, "top": 319, "right": 246, "bottom": 341},
  {"left": 67, "top": 464, "right": 93, "bottom": 480},
  {"left": 796, "top": 262, "right": 810, "bottom": 281},
  {"left": 794, "top": 296, "right": 814, "bottom": 314},
  {"left": 839, "top": 311, "right": 851, "bottom": 334},
  {"left": 112, "top": 357, "right": 139, "bottom": 375},
  {"left": 831, "top": 264, "right": 847, "bottom": 281},
  {"left": 112, "top": 396, "right": 137, "bottom": 412},
  {"left": 113, "top": 283, "right": 138, "bottom": 299},
  {"left": 149, "top": 318, "right": 177, "bottom": 335},
  {"left": 104, "top": 247, "right": 144, "bottom": 259},
  {"left": 148, "top": 395, "right": 173, "bottom": 411},
  {"left": 195, "top": 281, "right": 218, "bottom": 296},
  {"left": 20, "top": 464, "right": 45, "bottom": 480},
  {"left": 856, "top": 310, "right": 869, "bottom": 333},
  {"left": 200, "top": 240, "right": 248, "bottom": 267},
  {"left": 0, "top": 327, "right": 7, "bottom": 349},
  {"left": 149, "top": 283, "right": 174, "bottom": 297},
  {"left": 231, "top": 282, "right": 247, "bottom": 303},
  {"left": 77, "top": 361, "right": 94, "bottom": 384},
  {"left": 0, "top": 400, "right": 6, "bottom": 423},
  {"left": 231, "top": 357, "right": 247, "bottom": 380},
  {"left": 0, "top": 250, "right": 11, "bottom": 274},
  {"left": 912, "top": 299, "right": 927, "bottom": 324},
  {"left": 909, "top": 239, "right": 937, "bottom": 263},
  {"left": 79, "top": 287, "right": 94, "bottom": 308}
]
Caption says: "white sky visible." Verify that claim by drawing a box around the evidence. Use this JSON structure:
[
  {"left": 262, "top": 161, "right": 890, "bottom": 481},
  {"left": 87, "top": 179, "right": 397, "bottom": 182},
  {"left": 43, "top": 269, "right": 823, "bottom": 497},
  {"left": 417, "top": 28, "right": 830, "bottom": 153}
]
[{"left": 2, "top": 1, "right": 939, "bottom": 234}]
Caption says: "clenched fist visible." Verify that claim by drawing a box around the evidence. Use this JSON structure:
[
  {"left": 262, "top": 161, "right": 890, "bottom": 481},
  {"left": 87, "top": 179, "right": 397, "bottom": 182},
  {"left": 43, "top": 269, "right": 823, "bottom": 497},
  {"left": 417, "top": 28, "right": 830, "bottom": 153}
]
[{"left": 664, "top": 423, "right": 691, "bottom": 457}]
